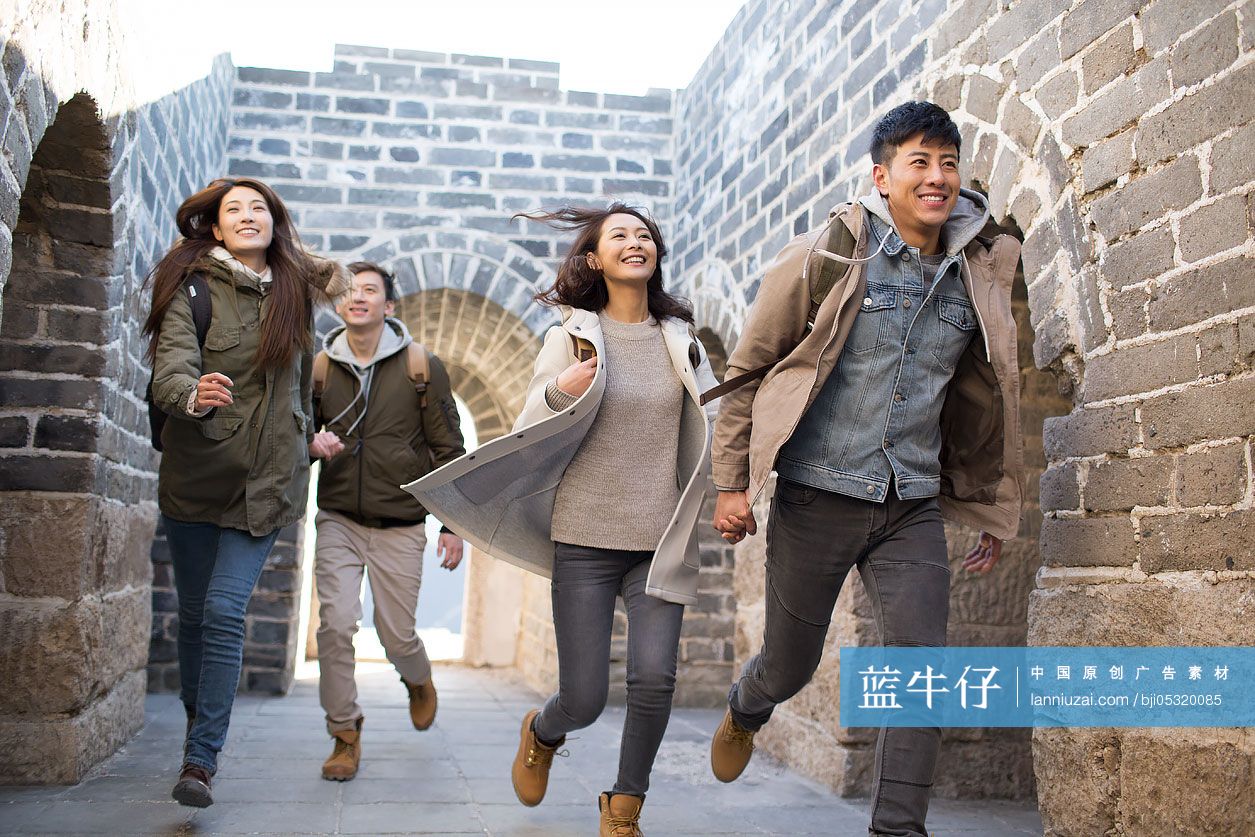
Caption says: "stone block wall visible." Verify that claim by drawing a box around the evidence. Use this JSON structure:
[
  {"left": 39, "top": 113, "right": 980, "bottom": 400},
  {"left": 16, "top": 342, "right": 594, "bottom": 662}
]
[
  {"left": 0, "top": 5, "right": 232, "bottom": 782},
  {"left": 683, "top": 0, "right": 1252, "bottom": 826}
]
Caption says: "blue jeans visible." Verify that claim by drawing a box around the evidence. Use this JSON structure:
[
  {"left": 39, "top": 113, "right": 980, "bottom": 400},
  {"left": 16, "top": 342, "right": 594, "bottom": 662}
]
[{"left": 163, "top": 515, "right": 279, "bottom": 774}]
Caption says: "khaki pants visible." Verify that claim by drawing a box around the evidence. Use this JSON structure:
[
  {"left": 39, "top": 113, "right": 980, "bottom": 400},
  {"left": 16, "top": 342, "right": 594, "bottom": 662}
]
[{"left": 315, "top": 509, "right": 431, "bottom": 733}]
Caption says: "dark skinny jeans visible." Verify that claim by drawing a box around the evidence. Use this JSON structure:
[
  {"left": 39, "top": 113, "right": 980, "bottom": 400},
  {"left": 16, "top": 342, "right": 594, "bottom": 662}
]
[
  {"left": 729, "top": 479, "right": 951, "bottom": 837},
  {"left": 532, "top": 542, "right": 685, "bottom": 797}
]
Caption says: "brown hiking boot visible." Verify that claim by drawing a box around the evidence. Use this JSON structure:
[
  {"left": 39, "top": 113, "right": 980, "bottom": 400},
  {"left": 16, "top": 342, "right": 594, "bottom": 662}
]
[
  {"left": 511, "top": 709, "right": 564, "bottom": 806},
  {"left": 322, "top": 718, "right": 363, "bottom": 781},
  {"left": 598, "top": 792, "right": 644, "bottom": 837},
  {"left": 710, "top": 709, "right": 756, "bottom": 782},
  {"left": 171, "top": 763, "right": 213, "bottom": 808},
  {"left": 403, "top": 676, "right": 437, "bottom": 730}
]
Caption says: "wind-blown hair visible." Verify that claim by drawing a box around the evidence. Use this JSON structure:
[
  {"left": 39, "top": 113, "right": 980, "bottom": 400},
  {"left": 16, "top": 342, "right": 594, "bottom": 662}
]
[
  {"left": 518, "top": 203, "right": 693, "bottom": 323},
  {"left": 143, "top": 177, "right": 317, "bottom": 369}
]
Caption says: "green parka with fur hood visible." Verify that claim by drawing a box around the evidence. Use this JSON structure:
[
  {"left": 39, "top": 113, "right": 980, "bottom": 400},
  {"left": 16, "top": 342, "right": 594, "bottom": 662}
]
[{"left": 151, "top": 249, "right": 350, "bottom": 535}]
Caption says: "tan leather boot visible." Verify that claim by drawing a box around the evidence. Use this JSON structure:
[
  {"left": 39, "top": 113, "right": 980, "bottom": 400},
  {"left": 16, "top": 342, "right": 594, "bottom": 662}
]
[
  {"left": 322, "top": 718, "right": 362, "bottom": 781},
  {"left": 403, "top": 676, "right": 437, "bottom": 730},
  {"left": 598, "top": 792, "right": 644, "bottom": 837},
  {"left": 710, "top": 709, "right": 756, "bottom": 782},
  {"left": 511, "top": 709, "right": 564, "bottom": 806}
]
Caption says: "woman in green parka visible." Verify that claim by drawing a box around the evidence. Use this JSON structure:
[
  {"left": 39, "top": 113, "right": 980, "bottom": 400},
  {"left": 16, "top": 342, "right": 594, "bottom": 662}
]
[{"left": 143, "top": 177, "right": 349, "bottom": 808}]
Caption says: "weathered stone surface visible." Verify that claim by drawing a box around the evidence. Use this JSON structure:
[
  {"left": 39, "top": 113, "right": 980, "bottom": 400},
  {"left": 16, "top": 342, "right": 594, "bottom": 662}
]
[
  {"left": 1140, "top": 508, "right": 1255, "bottom": 573},
  {"left": 1028, "top": 580, "right": 1254, "bottom": 646},
  {"left": 1118, "top": 729, "right": 1255, "bottom": 836},
  {"left": 1141, "top": 376, "right": 1255, "bottom": 449},
  {"left": 1088, "top": 155, "right": 1202, "bottom": 241},
  {"left": 1083, "top": 334, "right": 1197, "bottom": 402},
  {"left": 1147, "top": 255, "right": 1253, "bottom": 332},
  {"left": 1040, "top": 516, "right": 1139, "bottom": 567},
  {"left": 1033, "top": 727, "right": 1119, "bottom": 837},
  {"left": 1081, "top": 23, "right": 1135, "bottom": 95},
  {"left": 1177, "top": 193, "right": 1248, "bottom": 263},
  {"left": 1100, "top": 223, "right": 1174, "bottom": 289},
  {"left": 0, "top": 669, "right": 145, "bottom": 784},
  {"left": 1136, "top": 62, "right": 1254, "bottom": 167}
]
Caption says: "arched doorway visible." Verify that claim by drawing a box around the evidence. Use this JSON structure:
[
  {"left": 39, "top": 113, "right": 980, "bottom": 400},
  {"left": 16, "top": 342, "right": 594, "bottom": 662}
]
[{"left": 0, "top": 92, "right": 152, "bottom": 783}]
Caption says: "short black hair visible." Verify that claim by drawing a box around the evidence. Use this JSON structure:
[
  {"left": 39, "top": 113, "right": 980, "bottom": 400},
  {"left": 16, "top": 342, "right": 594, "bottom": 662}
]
[
  {"left": 346, "top": 260, "right": 398, "bottom": 302},
  {"left": 870, "top": 101, "right": 962, "bottom": 166}
]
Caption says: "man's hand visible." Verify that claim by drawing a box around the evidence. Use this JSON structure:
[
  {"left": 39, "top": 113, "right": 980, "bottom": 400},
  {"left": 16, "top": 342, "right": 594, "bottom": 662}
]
[
  {"left": 308, "top": 430, "right": 345, "bottom": 460},
  {"left": 555, "top": 356, "right": 598, "bottom": 398},
  {"left": 962, "top": 531, "right": 1003, "bottom": 574},
  {"left": 195, "top": 372, "right": 234, "bottom": 411},
  {"left": 713, "top": 489, "right": 757, "bottom": 544},
  {"left": 437, "top": 532, "right": 464, "bottom": 570}
]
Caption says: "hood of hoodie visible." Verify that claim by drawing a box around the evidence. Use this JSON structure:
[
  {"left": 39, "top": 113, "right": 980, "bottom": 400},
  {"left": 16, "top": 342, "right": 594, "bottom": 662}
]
[
  {"left": 323, "top": 317, "right": 413, "bottom": 371},
  {"left": 856, "top": 187, "right": 990, "bottom": 257}
]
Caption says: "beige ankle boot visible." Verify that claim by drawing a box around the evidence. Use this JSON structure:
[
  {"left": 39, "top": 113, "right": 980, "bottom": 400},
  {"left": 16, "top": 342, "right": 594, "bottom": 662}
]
[
  {"left": 598, "top": 792, "right": 644, "bottom": 837},
  {"left": 511, "top": 709, "right": 564, "bottom": 806},
  {"left": 321, "top": 717, "right": 362, "bottom": 781}
]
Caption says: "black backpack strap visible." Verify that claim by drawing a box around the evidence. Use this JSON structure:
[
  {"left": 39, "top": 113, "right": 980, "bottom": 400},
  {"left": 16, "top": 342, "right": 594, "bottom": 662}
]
[{"left": 186, "top": 274, "right": 212, "bottom": 348}]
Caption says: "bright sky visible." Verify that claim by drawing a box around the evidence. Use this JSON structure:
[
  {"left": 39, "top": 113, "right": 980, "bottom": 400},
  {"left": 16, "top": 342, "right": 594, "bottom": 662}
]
[{"left": 120, "top": 0, "right": 748, "bottom": 103}]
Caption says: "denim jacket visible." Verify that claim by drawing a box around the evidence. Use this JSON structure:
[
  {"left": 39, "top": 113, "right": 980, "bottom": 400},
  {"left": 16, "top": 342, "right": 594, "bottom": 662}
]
[{"left": 776, "top": 212, "right": 980, "bottom": 502}]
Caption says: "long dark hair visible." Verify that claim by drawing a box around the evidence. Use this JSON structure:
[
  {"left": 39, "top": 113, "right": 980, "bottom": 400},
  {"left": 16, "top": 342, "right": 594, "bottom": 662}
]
[
  {"left": 143, "top": 177, "right": 317, "bottom": 369},
  {"left": 518, "top": 203, "right": 693, "bottom": 323}
]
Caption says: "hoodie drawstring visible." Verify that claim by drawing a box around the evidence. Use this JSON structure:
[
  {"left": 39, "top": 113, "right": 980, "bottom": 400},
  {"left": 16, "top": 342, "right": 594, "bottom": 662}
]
[{"left": 801, "top": 211, "right": 888, "bottom": 282}]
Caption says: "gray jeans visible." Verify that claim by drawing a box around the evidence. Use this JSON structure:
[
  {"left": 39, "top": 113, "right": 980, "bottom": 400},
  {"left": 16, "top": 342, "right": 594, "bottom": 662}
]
[
  {"left": 729, "top": 478, "right": 950, "bottom": 837},
  {"left": 532, "top": 542, "right": 685, "bottom": 797}
]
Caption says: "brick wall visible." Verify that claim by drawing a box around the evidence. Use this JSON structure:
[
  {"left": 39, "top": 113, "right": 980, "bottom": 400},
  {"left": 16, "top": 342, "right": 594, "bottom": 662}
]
[{"left": 0, "top": 5, "right": 231, "bottom": 781}]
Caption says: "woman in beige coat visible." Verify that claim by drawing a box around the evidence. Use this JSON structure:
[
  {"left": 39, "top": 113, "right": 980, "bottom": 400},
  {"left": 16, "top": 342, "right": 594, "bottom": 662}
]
[{"left": 405, "top": 203, "right": 717, "bottom": 836}]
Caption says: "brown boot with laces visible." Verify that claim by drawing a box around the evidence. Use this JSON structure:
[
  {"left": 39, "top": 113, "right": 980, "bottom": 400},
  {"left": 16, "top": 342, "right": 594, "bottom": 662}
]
[
  {"left": 322, "top": 717, "right": 363, "bottom": 781},
  {"left": 403, "top": 675, "right": 437, "bottom": 730},
  {"left": 598, "top": 792, "right": 644, "bottom": 837},
  {"left": 172, "top": 763, "right": 213, "bottom": 808},
  {"left": 710, "top": 708, "right": 756, "bottom": 782},
  {"left": 511, "top": 709, "right": 564, "bottom": 806}
]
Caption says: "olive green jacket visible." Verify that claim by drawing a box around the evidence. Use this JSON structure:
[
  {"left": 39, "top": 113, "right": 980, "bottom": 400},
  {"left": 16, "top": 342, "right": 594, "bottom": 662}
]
[
  {"left": 313, "top": 318, "right": 466, "bottom": 525},
  {"left": 151, "top": 253, "right": 350, "bottom": 535}
]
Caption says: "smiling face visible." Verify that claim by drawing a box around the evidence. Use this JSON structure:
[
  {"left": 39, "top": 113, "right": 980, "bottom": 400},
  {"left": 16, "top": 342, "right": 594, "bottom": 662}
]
[
  {"left": 336, "top": 269, "right": 394, "bottom": 330},
  {"left": 587, "top": 212, "right": 658, "bottom": 285},
  {"left": 211, "top": 185, "right": 274, "bottom": 259},
  {"left": 872, "top": 133, "right": 960, "bottom": 251}
]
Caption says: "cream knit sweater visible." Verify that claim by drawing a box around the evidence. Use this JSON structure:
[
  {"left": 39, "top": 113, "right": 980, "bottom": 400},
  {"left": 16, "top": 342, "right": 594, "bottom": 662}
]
[{"left": 547, "top": 312, "right": 685, "bottom": 551}]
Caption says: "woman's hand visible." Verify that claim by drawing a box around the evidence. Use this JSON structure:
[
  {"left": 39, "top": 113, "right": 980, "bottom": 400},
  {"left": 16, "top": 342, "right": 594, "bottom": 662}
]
[
  {"left": 309, "top": 430, "right": 345, "bottom": 460},
  {"left": 554, "top": 356, "right": 598, "bottom": 398},
  {"left": 195, "top": 372, "right": 234, "bottom": 411}
]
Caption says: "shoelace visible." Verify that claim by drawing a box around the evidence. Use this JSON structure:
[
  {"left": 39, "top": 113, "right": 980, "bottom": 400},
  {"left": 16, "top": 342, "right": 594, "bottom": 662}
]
[
  {"left": 604, "top": 814, "right": 641, "bottom": 837},
  {"left": 332, "top": 738, "right": 356, "bottom": 758},
  {"left": 724, "top": 722, "right": 755, "bottom": 751}
]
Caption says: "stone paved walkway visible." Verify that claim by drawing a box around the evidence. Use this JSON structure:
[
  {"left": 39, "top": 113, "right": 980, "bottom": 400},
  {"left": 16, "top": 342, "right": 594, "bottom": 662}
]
[{"left": 0, "top": 664, "right": 1042, "bottom": 835}]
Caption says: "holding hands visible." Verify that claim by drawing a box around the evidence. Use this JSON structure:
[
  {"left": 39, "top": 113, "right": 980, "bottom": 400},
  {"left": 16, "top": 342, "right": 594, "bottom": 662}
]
[
  {"left": 309, "top": 430, "right": 345, "bottom": 460},
  {"left": 713, "top": 489, "right": 757, "bottom": 544}
]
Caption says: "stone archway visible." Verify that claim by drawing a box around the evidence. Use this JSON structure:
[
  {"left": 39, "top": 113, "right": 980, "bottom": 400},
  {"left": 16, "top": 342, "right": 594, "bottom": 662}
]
[{"left": 0, "top": 92, "right": 151, "bottom": 784}]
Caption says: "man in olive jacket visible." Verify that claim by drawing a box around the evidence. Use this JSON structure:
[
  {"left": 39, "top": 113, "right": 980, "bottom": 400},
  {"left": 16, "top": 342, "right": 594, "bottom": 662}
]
[
  {"left": 708, "top": 102, "right": 1024, "bottom": 837},
  {"left": 308, "top": 261, "right": 466, "bottom": 781}
]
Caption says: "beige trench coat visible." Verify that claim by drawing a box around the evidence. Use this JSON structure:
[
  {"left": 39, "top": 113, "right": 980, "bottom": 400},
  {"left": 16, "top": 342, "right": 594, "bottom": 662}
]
[{"left": 403, "top": 306, "right": 719, "bottom": 605}]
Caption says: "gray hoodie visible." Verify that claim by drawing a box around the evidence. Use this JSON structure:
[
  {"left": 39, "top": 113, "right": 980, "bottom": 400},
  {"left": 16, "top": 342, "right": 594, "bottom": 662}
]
[{"left": 320, "top": 317, "right": 413, "bottom": 438}]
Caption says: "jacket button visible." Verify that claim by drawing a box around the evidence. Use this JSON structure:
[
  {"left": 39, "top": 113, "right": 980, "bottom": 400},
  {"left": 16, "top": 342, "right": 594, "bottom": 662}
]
[
  {"left": 903, "top": 298, "right": 912, "bottom": 309},
  {"left": 900, "top": 253, "right": 910, "bottom": 262},
  {"left": 863, "top": 297, "right": 873, "bottom": 307},
  {"left": 866, "top": 485, "right": 876, "bottom": 494},
  {"left": 894, "top": 393, "right": 904, "bottom": 402}
]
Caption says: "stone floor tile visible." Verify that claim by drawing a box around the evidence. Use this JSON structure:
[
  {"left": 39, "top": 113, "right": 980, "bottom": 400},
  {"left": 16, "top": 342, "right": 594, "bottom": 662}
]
[{"left": 337, "top": 801, "right": 484, "bottom": 834}]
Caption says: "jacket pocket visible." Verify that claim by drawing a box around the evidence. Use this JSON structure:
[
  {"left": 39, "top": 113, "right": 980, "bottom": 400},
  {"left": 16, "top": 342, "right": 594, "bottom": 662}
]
[
  {"left": 845, "top": 285, "right": 895, "bottom": 354},
  {"left": 204, "top": 325, "right": 241, "bottom": 352},
  {"left": 934, "top": 297, "right": 979, "bottom": 364},
  {"left": 200, "top": 412, "right": 244, "bottom": 441}
]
